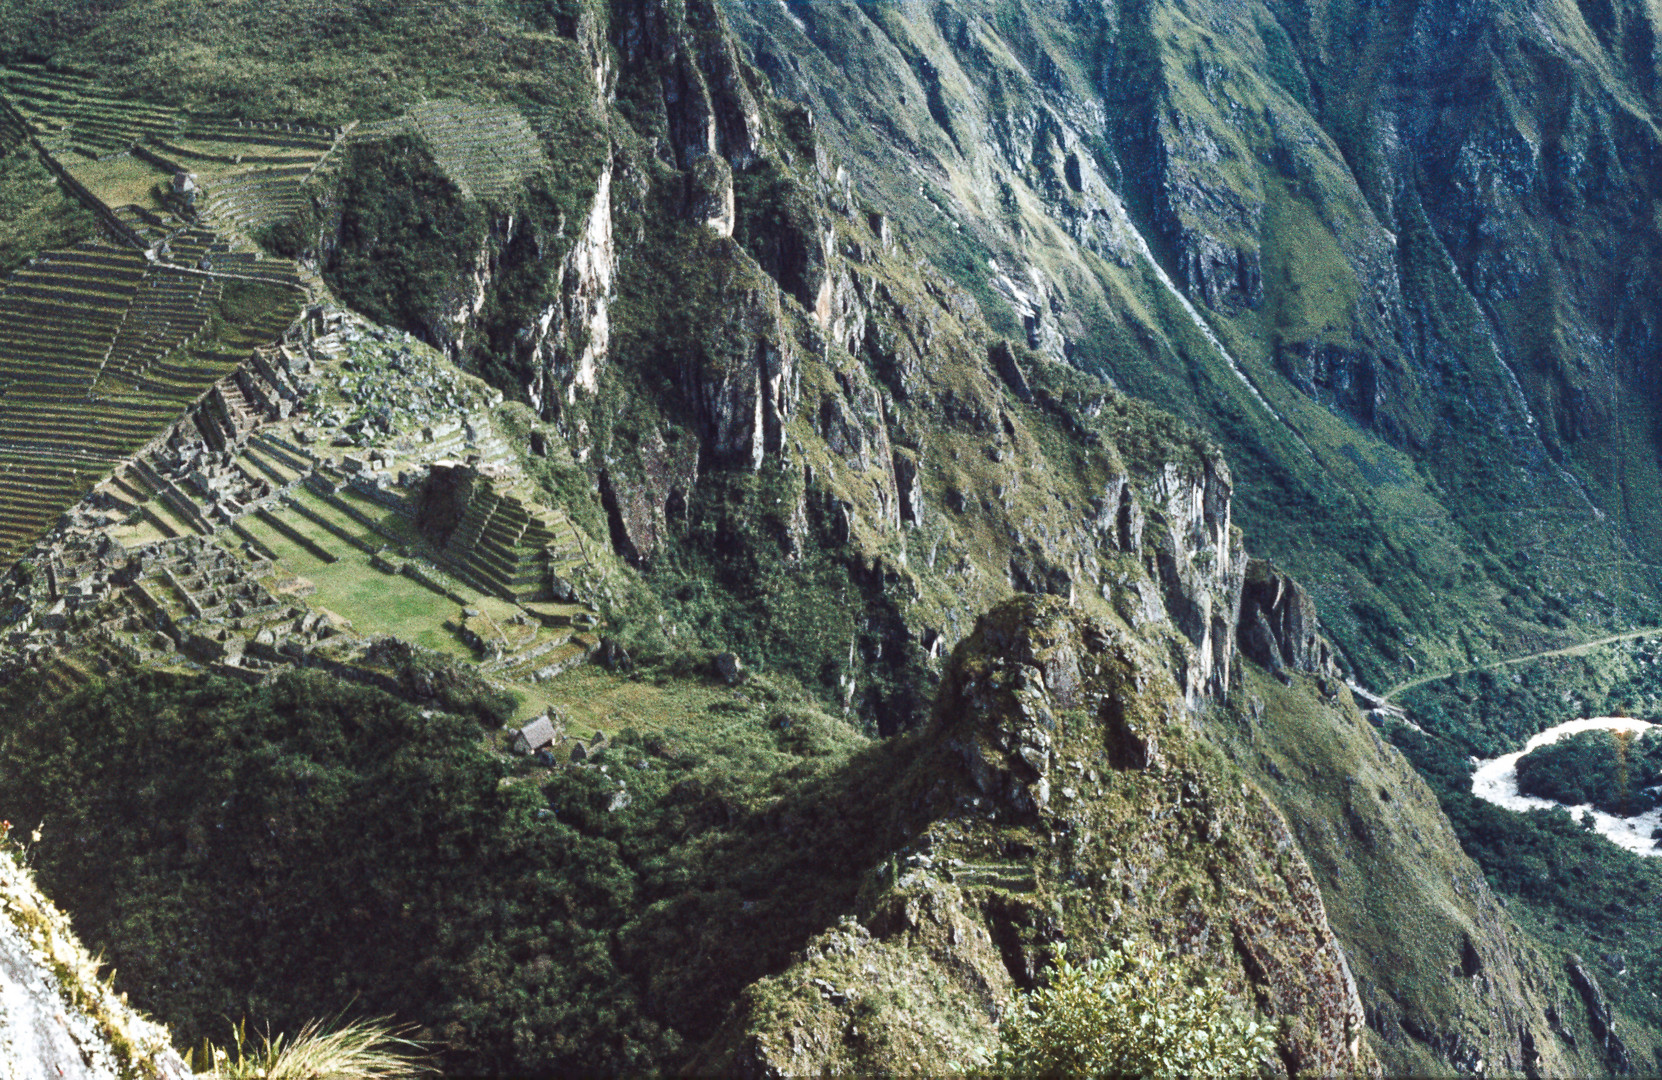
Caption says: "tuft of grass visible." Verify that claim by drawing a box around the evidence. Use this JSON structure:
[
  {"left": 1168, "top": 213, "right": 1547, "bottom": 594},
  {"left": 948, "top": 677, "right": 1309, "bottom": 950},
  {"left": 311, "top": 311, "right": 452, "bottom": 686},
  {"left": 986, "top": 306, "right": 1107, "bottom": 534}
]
[{"left": 194, "top": 1017, "right": 431, "bottom": 1080}]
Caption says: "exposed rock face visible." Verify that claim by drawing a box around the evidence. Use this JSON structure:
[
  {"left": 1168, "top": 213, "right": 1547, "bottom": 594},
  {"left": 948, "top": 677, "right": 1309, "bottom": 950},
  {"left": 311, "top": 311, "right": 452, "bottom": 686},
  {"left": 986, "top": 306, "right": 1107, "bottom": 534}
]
[
  {"left": 527, "top": 160, "right": 615, "bottom": 408},
  {"left": 988, "top": 339, "right": 1033, "bottom": 403},
  {"left": 600, "top": 428, "right": 698, "bottom": 566},
  {"left": 1098, "top": 474, "right": 1145, "bottom": 555},
  {"left": 1146, "top": 108, "right": 1265, "bottom": 316},
  {"left": 1568, "top": 953, "right": 1631, "bottom": 1073},
  {"left": 618, "top": 0, "right": 766, "bottom": 169},
  {"left": 0, "top": 853, "right": 187, "bottom": 1080},
  {"left": 677, "top": 259, "right": 798, "bottom": 471},
  {"left": 687, "top": 154, "right": 735, "bottom": 237},
  {"left": 891, "top": 448, "right": 922, "bottom": 527},
  {"left": 743, "top": 177, "right": 838, "bottom": 326},
  {"left": 1145, "top": 457, "right": 1246, "bottom": 701},
  {"left": 1238, "top": 558, "right": 1337, "bottom": 677},
  {"left": 715, "top": 0, "right": 1662, "bottom": 700},
  {"left": 1278, "top": 342, "right": 1381, "bottom": 428},
  {"left": 698, "top": 596, "right": 1375, "bottom": 1077}
]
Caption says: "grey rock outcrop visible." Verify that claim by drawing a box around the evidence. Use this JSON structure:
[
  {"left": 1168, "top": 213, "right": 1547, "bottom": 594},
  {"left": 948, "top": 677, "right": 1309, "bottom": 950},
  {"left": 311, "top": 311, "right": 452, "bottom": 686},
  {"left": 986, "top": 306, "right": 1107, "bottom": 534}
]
[
  {"left": 678, "top": 265, "right": 798, "bottom": 471},
  {"left": 1239, "top": 558, "right": 1338, "bottom": 678},
  {"left": 1145, "top": 457, "right": 1245, "bottom": 702},
  {"left": 528, "top": 159, "right": 616, "bottom": 408},
  {"left": 1568, "top": 953, "right": 1631, "bottom": 1073},
  {"left": 0, "top": 854, "right": 187, "bottom": 1080},
  {"left": 600, "top": 427, "right": 699, "bottom": 566}
]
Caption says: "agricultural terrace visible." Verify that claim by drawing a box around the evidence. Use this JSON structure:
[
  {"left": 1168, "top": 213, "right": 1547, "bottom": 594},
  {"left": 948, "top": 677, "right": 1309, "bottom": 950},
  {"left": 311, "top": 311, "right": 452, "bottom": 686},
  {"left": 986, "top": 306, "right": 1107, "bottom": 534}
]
[
  {"left": 406, "top": 100, "right": 546, "bottom": 199},
  {"left": 0, "top": 63, "right": 339, "bottom": 249},
  {"left": 0, "top": 243, "right": 297, "bottom": 558},
  {"left": 0, "top": 67, "right": 572, "bottom": 573},
  {"left": 198, "top": 163, "right": 316, "bottom": 234},
  {"left": 233, "top": 481, "right": 596, "bottom": 711},
  {"left": 0, "top": 65, "right": 181, "bottom": 158},
  {"left": 170, "top": 119, "right": 337, "bottom": 241}
]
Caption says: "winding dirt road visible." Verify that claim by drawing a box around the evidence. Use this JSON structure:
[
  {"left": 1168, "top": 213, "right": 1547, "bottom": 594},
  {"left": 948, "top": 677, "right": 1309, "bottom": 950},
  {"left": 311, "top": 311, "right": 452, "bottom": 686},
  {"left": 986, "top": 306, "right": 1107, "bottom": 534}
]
[{"left": 1382, "top": 626, "right": 1662, "bottom": 702}]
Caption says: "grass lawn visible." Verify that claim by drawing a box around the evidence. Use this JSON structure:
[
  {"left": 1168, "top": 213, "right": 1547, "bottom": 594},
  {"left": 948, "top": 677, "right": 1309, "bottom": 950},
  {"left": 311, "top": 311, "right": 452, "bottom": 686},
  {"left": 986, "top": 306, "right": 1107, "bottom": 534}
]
[
  {"left": 61, "top": 153, "right": 171, "bottom": 209},
  {"left": 172, "top": 138, "right": 318, "bottom": 163},
  {"left": 239, "top": 511, "right": 474, "bottom": 660},
  {"left": 536, "top": 664, "right": 752, "bottom": 741},
  {"left": 238, "top": 444, "right": 302, "bottom": 484},
  {"left": 334, "top": 487, "right": 422, "bottom": 546}
]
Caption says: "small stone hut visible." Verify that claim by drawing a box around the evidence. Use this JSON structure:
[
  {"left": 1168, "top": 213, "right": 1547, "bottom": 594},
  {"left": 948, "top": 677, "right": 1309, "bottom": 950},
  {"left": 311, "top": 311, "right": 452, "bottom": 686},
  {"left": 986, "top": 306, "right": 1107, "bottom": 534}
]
[{"left": 511, "top": 715, "right": 557, "bottom": 755}]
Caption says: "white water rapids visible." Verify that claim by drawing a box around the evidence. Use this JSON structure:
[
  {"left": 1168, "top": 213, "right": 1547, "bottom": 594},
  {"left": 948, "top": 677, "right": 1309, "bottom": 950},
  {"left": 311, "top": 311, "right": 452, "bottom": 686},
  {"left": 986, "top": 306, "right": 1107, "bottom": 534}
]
[{"left": 1471, "top": 717, "right": 1662, "bottom": 856}]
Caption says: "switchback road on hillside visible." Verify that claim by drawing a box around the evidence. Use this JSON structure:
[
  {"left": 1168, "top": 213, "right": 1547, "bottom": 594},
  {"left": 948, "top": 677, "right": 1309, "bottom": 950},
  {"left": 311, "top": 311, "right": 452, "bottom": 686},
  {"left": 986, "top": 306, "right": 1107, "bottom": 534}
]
[{"left": 1382, "top": 626, "right": 1662, "bottom": 702}]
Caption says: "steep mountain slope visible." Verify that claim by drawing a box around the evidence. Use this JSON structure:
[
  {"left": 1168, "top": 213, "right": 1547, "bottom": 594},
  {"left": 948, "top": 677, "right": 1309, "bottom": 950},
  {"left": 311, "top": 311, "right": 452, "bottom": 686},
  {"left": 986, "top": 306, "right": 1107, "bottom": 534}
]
[
  {"left": 0, "top": 0, "right": 1652, "bottom": 1075},
  {"left": 719, "top": 0, "right": 1662, "bottom": 690},
  {"left": 25, "top": 0, "right": 1662, "bottom": 694}
]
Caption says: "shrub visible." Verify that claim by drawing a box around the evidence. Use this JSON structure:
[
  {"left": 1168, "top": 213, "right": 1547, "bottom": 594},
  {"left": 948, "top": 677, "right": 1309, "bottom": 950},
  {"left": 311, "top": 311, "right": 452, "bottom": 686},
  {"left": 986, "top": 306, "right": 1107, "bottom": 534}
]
[{"left": 995, "top": 940, "right": 1273, "bottom": 1079}]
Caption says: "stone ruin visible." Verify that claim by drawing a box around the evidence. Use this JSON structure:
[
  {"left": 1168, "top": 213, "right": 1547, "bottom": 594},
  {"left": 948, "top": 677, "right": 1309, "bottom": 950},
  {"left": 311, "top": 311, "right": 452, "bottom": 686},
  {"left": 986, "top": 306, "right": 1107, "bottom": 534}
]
[{"left": 0, "top": 304, "right": 606, "bottom": 708}]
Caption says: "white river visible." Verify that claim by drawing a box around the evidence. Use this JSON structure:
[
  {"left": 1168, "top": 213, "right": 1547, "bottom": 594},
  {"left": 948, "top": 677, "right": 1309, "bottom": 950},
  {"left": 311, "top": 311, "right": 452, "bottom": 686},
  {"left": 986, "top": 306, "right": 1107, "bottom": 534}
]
[{"left": 1470, "top": 717, "right": 1662, "bottom": 856}]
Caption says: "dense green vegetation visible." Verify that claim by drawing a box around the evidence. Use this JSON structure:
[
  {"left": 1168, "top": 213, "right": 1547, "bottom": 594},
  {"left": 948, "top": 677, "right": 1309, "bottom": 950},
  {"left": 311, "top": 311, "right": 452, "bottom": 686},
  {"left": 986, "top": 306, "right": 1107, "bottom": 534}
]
[
  {"left": 0, "top": 141, "right": 95, "bottom": 275},
  {"left": 0, "top": 0, "right": 597, "bottom": 124},
  {"left": 1516, "top": 729, "right": 1662, "bottom": 817},
  {"left": 1388, "top": 720, "right": 1662, "bottom": 1034},
  {"left": 993, "top": 941, "right": 1273, "bottom": 1079},
  {"left": 0, "top": 660, "right": 913, "bottom": 1073},
  {"left": 326, "top": 135, "right": 486, "bottom": 336},
  {"left": 1390, "top": 646, "right": 1662, "bottom": 1036},
  {"left": 1399, "top": 639, "right": 1662, "bottom": 757}
]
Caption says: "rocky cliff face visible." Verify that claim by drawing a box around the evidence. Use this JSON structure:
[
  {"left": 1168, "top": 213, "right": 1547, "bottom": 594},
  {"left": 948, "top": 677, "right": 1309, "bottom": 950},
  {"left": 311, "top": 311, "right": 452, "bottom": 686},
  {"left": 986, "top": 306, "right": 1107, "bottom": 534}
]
[
  {"left": 0, "top": 846, "right": 186, "bottom": 1079},
  {"left": 1239, "top": 558, "right": 1337, "bottom": 678},
  {"left": 299, "top": 0, "right": 1279, "bottom": 728},
  {"left": 527, "top": 159, "right": 615, "bottom": 408}
]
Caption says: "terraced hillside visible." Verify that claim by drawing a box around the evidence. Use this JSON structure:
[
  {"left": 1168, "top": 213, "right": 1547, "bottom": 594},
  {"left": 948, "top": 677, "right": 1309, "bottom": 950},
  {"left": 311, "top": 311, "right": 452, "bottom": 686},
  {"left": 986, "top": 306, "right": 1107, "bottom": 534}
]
[
  {"left": 0, "top": 243, "right": 296, "bottom": 557},
  {"left": 0, "top": 62, "right": 339, "bottom": 264},
  {"left": 407, "top": 100, "right": 545, "bottom": 199},
  {"left": 0, "top": 62, "right": 347, "bottom": 560},
  {"left": 0, "top": 64, "right": 181, "bottom": 158},
  {"left": 198, "top": 163, "right": 316, "bottom": 233}
]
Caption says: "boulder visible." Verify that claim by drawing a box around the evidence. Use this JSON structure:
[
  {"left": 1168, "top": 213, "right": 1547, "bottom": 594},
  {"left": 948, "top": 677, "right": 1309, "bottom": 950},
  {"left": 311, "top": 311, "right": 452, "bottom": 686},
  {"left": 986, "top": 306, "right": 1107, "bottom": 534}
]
[
  {"left": 599, "top": 637, "right": 632, "bottom": 671},
  {"left": 714, "top": 651, "right": 745, "bottom": 685}
]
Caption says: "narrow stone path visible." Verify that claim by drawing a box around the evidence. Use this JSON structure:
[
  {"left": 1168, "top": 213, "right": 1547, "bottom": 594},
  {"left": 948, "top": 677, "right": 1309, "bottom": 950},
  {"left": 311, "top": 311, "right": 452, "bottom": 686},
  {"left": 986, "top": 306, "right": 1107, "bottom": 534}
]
[{"left": 1382, "top": 625, "right": 1662, "bottom": 701}]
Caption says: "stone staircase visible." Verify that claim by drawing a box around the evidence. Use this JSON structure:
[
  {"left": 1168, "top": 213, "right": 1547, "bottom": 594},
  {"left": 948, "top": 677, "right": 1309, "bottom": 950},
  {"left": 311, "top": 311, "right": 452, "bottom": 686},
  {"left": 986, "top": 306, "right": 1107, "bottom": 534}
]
[{"left": 944, "top": 861, "right": 1037, "bottom": 893}]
